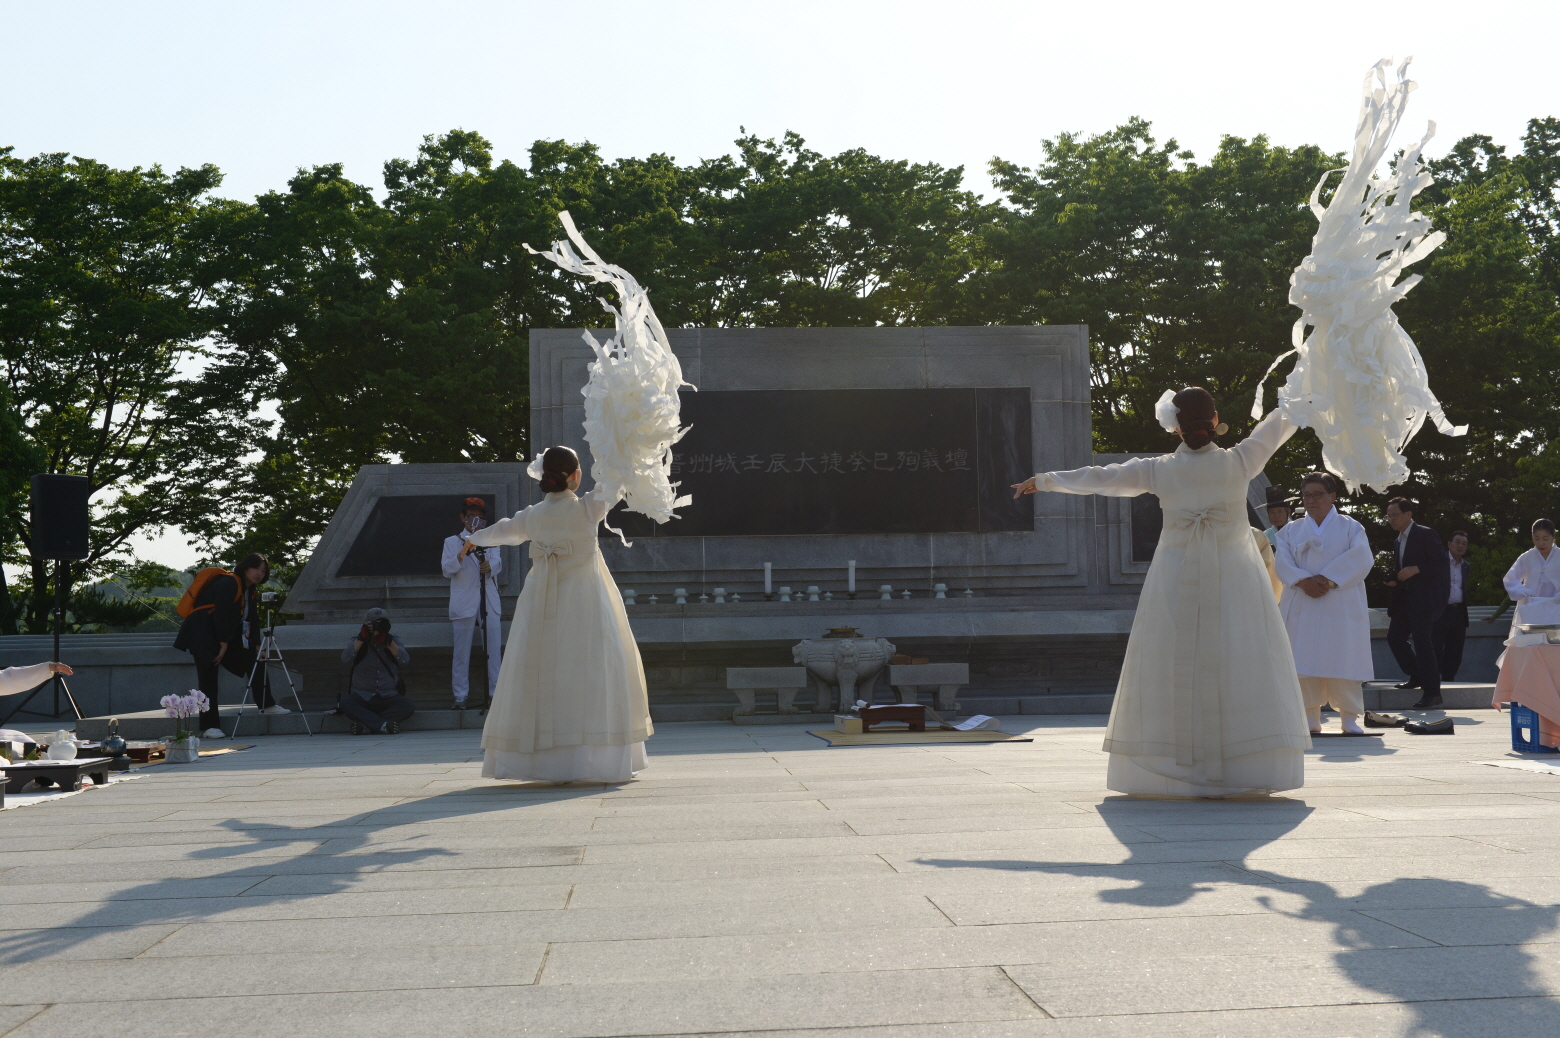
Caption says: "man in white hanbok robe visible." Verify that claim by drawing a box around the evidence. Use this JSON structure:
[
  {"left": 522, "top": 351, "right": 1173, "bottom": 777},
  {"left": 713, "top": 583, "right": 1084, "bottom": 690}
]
[
  {"left": 1274, "top": 479, "right": 1375, "bottom": 734},
  {"left": 442, "top": 499, "right": 502, "bottom": 708}
]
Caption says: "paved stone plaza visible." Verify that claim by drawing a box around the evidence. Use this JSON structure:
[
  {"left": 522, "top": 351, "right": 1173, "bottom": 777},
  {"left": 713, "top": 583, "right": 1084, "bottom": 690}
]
[{"left": 2, "top": 716, "right": 1558, "bottom": 1037}]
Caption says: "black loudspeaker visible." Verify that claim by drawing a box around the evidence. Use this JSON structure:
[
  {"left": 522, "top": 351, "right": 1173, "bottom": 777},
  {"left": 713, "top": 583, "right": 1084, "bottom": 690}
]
[{"left": 30, "top": 474, "right": 90, "bottom": 560}]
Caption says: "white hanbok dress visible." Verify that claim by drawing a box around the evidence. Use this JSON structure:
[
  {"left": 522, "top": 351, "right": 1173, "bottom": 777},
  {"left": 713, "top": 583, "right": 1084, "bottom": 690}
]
[
  {"left": 1037, "top": 411, "right": 1310, "bottom": 796},
  {"left": 467, "top": 488, "right": 652, "bottom": 782}
]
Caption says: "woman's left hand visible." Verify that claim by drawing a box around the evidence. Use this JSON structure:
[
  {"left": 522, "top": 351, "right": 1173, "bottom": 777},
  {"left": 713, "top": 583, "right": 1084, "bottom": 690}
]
[{"left": 1011, "top": 477, "right": 1038, "bottom": 499}]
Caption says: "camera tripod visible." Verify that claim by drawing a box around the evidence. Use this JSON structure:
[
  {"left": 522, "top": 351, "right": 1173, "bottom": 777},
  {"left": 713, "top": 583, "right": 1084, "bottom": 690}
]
[{"left": 231, "top": 605, "right": 312, "bottom": 738}]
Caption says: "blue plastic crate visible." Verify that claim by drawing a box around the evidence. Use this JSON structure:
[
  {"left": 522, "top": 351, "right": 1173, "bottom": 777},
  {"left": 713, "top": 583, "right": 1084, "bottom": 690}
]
[{"left": 1507, "top": 702, "right": 1560, "bottom": 753}]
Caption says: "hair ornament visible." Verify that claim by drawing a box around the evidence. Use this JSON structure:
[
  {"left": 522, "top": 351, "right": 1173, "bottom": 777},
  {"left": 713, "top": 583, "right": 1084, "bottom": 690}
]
[
  {"left": 1214, "top": 422, "right": 1229, "bottom": 436},
  {"left": 525, "top": 450, "right": 546, "bottom": 482},
  {"left": 1154, "top": 390, "right": 1180, "bottom": 433}
]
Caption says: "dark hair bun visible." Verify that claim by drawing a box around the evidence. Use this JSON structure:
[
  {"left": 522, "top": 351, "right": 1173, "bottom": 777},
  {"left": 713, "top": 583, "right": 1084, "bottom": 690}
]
[
  {"left": 537, "top": 445, "right": 580, "bottom": 494},
  {"left": 1172, "top": 387, "right": 1219, "bottom": 449}
]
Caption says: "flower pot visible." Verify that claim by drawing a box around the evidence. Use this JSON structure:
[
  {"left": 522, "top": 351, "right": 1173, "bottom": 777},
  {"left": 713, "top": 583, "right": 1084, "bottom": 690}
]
[{"left": 167, "top": 738, "right": 200, "bottom": 763}]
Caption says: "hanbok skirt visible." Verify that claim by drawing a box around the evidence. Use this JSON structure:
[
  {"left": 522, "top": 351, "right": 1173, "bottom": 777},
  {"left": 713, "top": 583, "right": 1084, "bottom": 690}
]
[
  {"left": 480, "top": 545, "right": 652, "bottom": 785},
  {"left": 484, "top": 742, "right": 648, "bottom": 783}
]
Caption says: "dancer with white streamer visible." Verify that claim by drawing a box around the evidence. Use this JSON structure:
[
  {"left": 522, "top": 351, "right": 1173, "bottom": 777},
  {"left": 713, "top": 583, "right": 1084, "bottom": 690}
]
[
  {"left": 467, "top": 213, "right": 692, "bottom": 784},
  {"left": 1015, "top": 389, "right": 1309, "bottom": 797}
]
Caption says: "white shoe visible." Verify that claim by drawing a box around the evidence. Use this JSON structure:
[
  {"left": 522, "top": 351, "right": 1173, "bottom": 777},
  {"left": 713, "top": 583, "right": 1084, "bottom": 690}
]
[
  {"left": 261, "top": 705, "right": 291, "bottom": 715},
  {"left": 202, "top": 728, "right": 226, "bottom": 739}
]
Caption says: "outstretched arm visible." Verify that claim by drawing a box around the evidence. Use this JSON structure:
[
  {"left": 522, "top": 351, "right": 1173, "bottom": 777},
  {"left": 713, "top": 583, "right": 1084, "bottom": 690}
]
[
  {"left": 583, "top": 485, "right": 619, "bottom": 525},
  {"left": 1013, "top": 456, "right": 1155, "bottom": 499},
  {"left": 468, "top": 510, "right": 530, "bottom": 548},
  {"left": 1233, "top": 410, "right": 1299, "bottom": 481}
]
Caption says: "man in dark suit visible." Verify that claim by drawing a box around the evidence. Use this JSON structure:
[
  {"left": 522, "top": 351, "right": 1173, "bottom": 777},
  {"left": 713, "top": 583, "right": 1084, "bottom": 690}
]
[
  {"left": 1384, "top": 498, "right": 1452, "bottom": 708},
  {"left": 1432, "top": 530, "right": 1472, "bottom": 682}
]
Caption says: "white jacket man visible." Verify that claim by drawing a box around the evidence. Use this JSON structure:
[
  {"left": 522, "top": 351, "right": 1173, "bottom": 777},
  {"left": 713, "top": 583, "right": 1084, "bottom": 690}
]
[
  {"left": 441, "top": 497, "right": 502, "bottom": 707},
  {"left": 1274, "top": 472, "right": 1375, "bottom": 734}
]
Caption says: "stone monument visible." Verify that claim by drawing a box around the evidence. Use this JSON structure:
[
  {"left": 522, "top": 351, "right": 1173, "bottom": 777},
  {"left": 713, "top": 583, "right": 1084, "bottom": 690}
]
[{"left": 278, "top": 325, "right": 1278, "bottom": 719}]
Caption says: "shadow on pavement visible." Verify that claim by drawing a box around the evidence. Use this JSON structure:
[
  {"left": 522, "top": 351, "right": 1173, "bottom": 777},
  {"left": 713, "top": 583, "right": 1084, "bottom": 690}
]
[
  {"left": 0, "top": 783, "right": 605, "bottom": 965},
  {"left": 912, "top": 796, "right": 1560, "bottom": 1034}
]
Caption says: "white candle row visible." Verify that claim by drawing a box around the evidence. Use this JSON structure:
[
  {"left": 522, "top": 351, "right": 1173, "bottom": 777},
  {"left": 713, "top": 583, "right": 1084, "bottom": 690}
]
[{"left": 620, "top": 584, "right": 972, "bottom": 605}]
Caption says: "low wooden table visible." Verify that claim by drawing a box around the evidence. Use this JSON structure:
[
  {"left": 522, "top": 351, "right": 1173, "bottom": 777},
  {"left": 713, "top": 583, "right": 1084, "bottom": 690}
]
[
  {"left": 1, "top": 756, "right": 120, "bottom": 794},
  {"left": 859, "top": 704, "right": 927, "bottom": 733}
]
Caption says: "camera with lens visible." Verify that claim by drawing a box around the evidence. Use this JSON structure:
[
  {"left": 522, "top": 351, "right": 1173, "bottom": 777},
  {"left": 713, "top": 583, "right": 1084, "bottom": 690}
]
[
  {"left": 370, "top": 616, "right": 391, "bottom": 635},
  {"left": 261, "top": 591, "right": 280, "bottom": 605}
]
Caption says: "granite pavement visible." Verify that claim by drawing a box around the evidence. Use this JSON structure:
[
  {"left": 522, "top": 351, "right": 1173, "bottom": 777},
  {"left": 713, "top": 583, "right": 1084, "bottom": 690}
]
[{"left": 2, "top": 713, "right": 1558, "bottom": 1037}]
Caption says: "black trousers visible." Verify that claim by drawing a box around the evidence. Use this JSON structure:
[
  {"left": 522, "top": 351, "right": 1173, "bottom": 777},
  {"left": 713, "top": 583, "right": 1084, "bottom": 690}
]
[
  {"left": 339, "top": 692, "right": 415, "bottom": 730},
  {"left": 1388, "top": 603, "right": 1445, "bottom": 696},
  {"left": 192, "top": 649, "right": 275, "bottom": 732},
  {"left": 1432, "top": 603, "right": 1469, "bottom": 681}
]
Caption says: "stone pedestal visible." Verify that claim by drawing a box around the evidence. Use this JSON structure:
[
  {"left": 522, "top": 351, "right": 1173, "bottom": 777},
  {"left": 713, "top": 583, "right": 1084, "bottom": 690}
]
[
  {"left": 726, "top": 666, "right": 810, "bottom": 716},
  {"left": 889, "top": 662, "right": 970, "bottom": 712},
  {"left": 793, "top": 637, "right": 895, "bottom": 715}
]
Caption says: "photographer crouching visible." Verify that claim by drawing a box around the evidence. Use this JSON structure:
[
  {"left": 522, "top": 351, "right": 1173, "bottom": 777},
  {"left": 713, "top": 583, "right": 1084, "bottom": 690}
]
[{"left": 339, "top": 608, "right": 414, "bottom": 735}]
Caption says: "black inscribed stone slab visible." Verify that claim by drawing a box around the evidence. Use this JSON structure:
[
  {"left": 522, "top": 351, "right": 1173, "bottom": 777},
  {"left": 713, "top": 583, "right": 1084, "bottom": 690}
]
[
  {"left": 336, "top": 494, "right": 495, "bottom": 577},
  {"left": 608, "top": 388, "right": 1032, "bottom": 537}
]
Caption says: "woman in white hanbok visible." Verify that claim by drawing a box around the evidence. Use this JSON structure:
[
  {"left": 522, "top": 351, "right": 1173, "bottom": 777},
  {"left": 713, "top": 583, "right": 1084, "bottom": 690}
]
[
  {"left": 462, "top": 446, "right": 652, "bottom": 783},
  {"left": 1015, "top": 388, "right": 1310, "bottom": 796}
]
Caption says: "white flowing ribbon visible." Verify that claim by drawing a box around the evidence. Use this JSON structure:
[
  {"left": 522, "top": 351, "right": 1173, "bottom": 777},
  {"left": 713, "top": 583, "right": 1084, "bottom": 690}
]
[
  {"left": 1250, "top": 58, "right": 1467, "bottom": 493},
  {"left": 525, "top": 213, "right": 694, "bottom": 538},
  {"left": 1154, "top": 390, "right": 1181, "bottom": 434}
]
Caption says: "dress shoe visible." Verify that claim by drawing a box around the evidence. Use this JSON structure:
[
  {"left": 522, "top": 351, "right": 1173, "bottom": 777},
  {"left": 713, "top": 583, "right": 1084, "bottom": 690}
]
[
  {"left": 1410, "top": 695, "right": 1444, "bottom": 709},
  {"left": 1365, "top": 711, "right": 1408, "bottom": 728},
  {"left": 1404, "top": 718, "right": 1455, "bottom": 735},
  {"left": 1394, "top": 681, "right": 1420, "bottom": 690}
]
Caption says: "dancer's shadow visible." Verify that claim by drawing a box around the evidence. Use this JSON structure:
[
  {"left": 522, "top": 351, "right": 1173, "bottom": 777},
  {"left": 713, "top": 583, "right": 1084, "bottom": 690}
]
[
  {"left": 913, "top": 797, "right": 1560, "bottom": 1035},
  {"left": 1252, "top": 872, "right": 1560, "bottom": 1037},
  {"left": 917, "top": 796, "right": 1315, "bottom": 907},
  {"left": 0, "top": 783, "right": 604, "bottom": 965}
]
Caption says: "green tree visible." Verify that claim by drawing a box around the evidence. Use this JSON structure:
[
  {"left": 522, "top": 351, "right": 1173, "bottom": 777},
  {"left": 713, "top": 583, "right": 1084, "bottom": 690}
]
[
  {"left": 209, "top": 130, "right": 984, "bottom": 562},
  {"left": 974, "top": 120, "right": 1341, "bottom": 474},
  {"left": 0, "top": 150, "right": 251, "bottom": 631}
]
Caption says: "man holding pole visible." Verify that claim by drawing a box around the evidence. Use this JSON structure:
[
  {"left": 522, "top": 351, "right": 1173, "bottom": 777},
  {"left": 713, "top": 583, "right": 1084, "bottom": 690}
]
[{"left": 441, "top": 497, "right": 502, "bottom": 710}]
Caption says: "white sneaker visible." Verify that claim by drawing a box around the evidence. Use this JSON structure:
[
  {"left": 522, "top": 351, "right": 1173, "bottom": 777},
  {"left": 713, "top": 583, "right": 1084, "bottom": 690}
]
[
  {"left": 261, "top": 705, "right": 291, "bottom": 715},
  {"left": 202, "top": 728, "right": 226, "bottom": 739}
]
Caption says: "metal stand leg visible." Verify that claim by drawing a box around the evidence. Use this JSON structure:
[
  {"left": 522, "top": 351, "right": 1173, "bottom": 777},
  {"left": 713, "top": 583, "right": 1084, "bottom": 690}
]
[{"left": 230, "top": 608, "right": 313, "bottom": 739}]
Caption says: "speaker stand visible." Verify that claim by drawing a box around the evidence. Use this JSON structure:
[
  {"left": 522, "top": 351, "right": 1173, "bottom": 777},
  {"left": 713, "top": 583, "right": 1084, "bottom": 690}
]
[{"left": 0, "top": 560, "right": 84, "bottom": 726}]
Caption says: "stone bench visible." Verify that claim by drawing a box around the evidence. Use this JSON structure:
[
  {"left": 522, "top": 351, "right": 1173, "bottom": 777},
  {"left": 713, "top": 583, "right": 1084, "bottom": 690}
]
[
  {"left": 726, "top": 667, "right": 811, "bottom": 716},
  {"left": 889, "top": 663, "right": 970, "bottom": 712}
]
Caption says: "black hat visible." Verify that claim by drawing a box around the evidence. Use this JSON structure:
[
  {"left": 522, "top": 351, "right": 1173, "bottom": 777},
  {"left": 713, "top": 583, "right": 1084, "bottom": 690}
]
[{"left": 1264, "top": 485, "right": 1290, "bottom": 508}]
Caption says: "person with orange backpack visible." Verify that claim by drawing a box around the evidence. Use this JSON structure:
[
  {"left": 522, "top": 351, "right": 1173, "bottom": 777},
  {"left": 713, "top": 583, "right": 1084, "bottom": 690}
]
[{"left": 173, "top": 553, "right": 272, "bottom": 737}]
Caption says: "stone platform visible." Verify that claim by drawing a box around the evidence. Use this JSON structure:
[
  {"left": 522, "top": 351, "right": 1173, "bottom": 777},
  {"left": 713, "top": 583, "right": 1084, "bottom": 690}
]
[
  {"left": 73, "top": 705, "right": 488, "bottom": 741},
  {"left": 2, "top": 714, "right": 1558, "bottom": 1036}
]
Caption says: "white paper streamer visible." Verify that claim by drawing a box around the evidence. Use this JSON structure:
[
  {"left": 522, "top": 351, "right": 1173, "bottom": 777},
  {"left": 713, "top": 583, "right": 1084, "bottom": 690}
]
[
  {"left": 526, "top": 213, "right": 694, "bottom": 536},
  {"left": 1251, "top": 57, "right": 1466, "bottom": 493},
  {"left": 1154, "top": 390, "right": 1180, "bottom": 433}
]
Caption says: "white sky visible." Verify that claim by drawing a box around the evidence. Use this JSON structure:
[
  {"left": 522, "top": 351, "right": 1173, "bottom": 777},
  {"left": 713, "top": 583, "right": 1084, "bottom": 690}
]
[{"left": 3, "top": 0, "right": 1555, "bottom": 569}]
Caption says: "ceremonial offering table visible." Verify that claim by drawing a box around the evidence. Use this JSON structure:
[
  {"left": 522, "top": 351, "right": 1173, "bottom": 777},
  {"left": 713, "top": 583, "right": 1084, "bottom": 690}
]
[
  {"left": 1495, "top": 641, "right": 1560, "bottom": 748},
  {"left": 1, "top": 755, "right": 121, "bottom": 794},
  {"left": 858, "top": 704, "right": 927, "bottom": 733}
]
